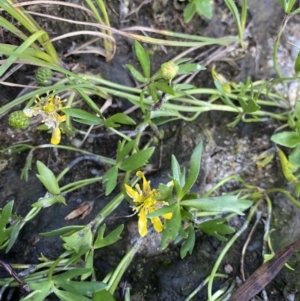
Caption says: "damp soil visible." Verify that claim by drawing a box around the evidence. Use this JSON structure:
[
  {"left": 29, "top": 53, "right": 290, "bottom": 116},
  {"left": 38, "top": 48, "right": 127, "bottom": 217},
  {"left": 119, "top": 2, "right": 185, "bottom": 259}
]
[{"left": 1, "top": 1, "right": 300, "bottom": 301}]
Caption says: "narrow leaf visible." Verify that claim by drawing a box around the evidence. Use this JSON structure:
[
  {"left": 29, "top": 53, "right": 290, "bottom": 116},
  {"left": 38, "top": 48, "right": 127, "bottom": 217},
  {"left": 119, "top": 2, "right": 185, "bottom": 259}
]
[
  {"left": 183, "top": 2, "right": 196, "bottom": 23},
  {"left": 126, "top": 64, "right": 147, "bottom": 83},
  {"left": 134, "top": 41, "right": 150, "bottom": 79},
  {"left": 40, "top": 226, "right": 85, "bottom": 237},
  {"left": 63, "top": 108, "right": 103, "bottom": 125},
  {"left": 104, "top": 113, "right": 136, "bottom": 128},
  {"left": 53, "top": 287, "right": 91, "bottom": 301},
  {"left": 161, "top": 203, "right": 181, "bottom": 249},
  {"left": 180, "top": 141, "right": 203, "bottom": 199},
  {"left": 181, "top": 195, "right": 252, "bottom": 215},
  {"left": 119, "top": 147, "right": 154, "bottom": 171},
  {"left": 103, "top": 166, "right": 118, "bottom": 196},
  {"left": 36, "top": 160, "right": 60, "bottom": 195}
]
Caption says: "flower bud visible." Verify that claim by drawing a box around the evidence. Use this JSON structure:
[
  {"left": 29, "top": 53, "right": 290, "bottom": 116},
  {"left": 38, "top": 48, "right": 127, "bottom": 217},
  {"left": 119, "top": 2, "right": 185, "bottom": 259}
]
[
  {"left": 35, "top": 67, "right": 53, "bottom": 86},
  {"left": 161, "top": 61, "right": 179, "bottom": 80},
  {"left": 8, "top": 110, "right": 30, "bottom": 129}
]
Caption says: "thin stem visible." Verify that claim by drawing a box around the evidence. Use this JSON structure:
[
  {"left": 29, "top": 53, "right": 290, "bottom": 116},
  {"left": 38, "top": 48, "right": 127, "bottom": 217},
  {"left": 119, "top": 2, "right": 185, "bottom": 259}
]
[{"left": 207, "top": 201, "right": 260, "bottom": 300}]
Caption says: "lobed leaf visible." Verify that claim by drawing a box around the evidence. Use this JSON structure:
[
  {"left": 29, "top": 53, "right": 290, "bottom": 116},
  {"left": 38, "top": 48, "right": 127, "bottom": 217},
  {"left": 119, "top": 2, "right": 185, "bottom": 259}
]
[{"left": 180, "top": 225, "right": 195, "bottom": 258}]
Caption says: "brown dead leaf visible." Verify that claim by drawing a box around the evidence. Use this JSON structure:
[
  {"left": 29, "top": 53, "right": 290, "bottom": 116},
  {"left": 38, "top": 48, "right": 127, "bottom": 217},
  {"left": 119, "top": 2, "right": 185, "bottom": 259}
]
[
  {"left": 229, "top": 239, "right": 300, "bottom": 301},
  {"left": 64, "top": 201, "right": 94, "bottom": 220}
]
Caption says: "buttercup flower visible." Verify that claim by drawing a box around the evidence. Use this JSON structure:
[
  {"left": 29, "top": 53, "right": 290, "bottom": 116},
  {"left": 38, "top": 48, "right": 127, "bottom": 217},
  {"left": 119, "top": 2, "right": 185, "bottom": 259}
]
[
  {"left": 125, "top": 171, "right": 173, "bottom": 237},
  {"left": 23, "top": 94, "right": 67, "bottom": 145}
]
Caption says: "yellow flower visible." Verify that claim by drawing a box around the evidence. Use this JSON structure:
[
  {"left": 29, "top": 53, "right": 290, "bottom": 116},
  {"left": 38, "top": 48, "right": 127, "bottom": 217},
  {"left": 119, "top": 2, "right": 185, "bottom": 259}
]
[
  {"left": 23, "top": 94, "right": 67, "bottom": 145},
  {"left": 125, "top": 171, "right": 173, "bottom": 237}
]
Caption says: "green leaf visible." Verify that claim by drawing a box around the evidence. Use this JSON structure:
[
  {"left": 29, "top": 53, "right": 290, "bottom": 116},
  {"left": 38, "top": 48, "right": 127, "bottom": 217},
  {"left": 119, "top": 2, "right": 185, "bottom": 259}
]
[
  {"left": 126, "top": 64, "right": 147, "bottom": 83},
  {"left": 198, "top": 218, "right": 235, "bottom": 241},
  {"left": 224, "top": 0, "right": 241, "bottom": 32},
  {"left": 104, "top": 113, "right": 136, "bottom": 128},
  {"left": 94, "top": 224, "right": 124, "bottom": 249},
  {"left": 0, "top": 30, "right": 47, "bottom": 77},
  {"left": 214, "top": 80, "right": 238, "bottom": 109},
  {"left": 183, "top": 2, "right": 196, "bottom": 23},
  {"left": 103, "top": 166, "right": 118, "bottom": 196},
  {"left": 134, "top": 41, "right": 150, "bottom": 79},
  {"left": 181, "top": 195, "right": 252, "bottom": 215},
  {"left": 171, "top": 154, "right": 181, "bottom": 184},
  {"left": 22, "top": 281, "right": 51, "bottom": 301},
  {"left": 161, "top": 203, "right": 181, "bottom": 249},
  {"left": 271, "top": 131, "right": 300, "bottom": 148},
  {"left": 178, "top": 63, "right": 205, "bottom": 75},
  {"left": 119, "top": 147, "right": 155, "bottom": 171},
  {"left": 0, "top": 201, "right": 14, "bottom": 246},
  {"left": 289, "top": 144, "right": 300, "bottom": 168},
  {"left": 21, "top": 154, "right": 33, "bottom": 181},
  {"left": 74, "top": 88, "right": 101, "bottom": 115},
  {"left": 63, "top": 108, "right": 103, "bottom": 125},
  {"left": 156, "top": 182, "right": 174, "bottom": 202},
  {"left": 195, "top": 0, "right": 213, "bottom": 19},
  {"left": 93, "top": 289, "right": 116, "bottom": 301},
  {"left": 31, "top": 194, "right": 66, "bottom": 207},
  {"left": 36, "top": 160, "right": 60, "bottom": 195},
  {"left": 287, "top": 0, "right": 297, "bottom": 13},
  {"left": 53, "top": 287, "right": 92, "bottom": 301},
  {"left": 174, "top": 58, "right": 191, "bottom": 65},
  {"left": 81, "top": 250, "right": 93, "bottom": 280},
  {"left": 61, "top": 228, "right": 93, "bottom": 253},
  {"left": 65, "top": 244, "right": 91, "bottom": 266},
  {"left": 116, "top": 140, "right": 136, "bottom": 163},
  {"left": 54, "top": 280, "right": 106, "bottom": 295},
  {"left": 53, "top": 269, "right": 92, "bottom": 281},
  {"left": 40, "top": 226, "right": 85, "bottom": 237},
  {"left": 180, "top": 141, "right": 203, "bottom": 199},
  {"left": 295, "top": 182, "right": 300, "bottom": 197},
  {"left": 147, "top": 205, "right": 174, "bottom": 218},
  {"left": 295, "top": 100, "right": 300, "bottom": 119},
  {"left": 180, "top": 225, "right": 195, "bottom": 258},
  {"left": 147, "top": 83, "right": 159, "bottom": 102},
  {"left": 237, "top": 96, "right": 261, "bottom": 113},
  {"left": 277, "top": 0, "right": 286, "bottom": 10},
  {"left": 6, "top": 220, "right": 22, "bottom": 252},
  {"left": 294, "top": 52, "right": 300, "bottom": 76},
  {"left": 171, "top": 155, "right": 183, "bottom": 196},
  {"left": 151, "top": 82, "right": 175, "bottom": 95}
]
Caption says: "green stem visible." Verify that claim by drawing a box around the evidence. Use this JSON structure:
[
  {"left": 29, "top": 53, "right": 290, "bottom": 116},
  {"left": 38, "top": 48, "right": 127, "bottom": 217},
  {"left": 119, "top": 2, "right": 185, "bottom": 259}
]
[
  {"left": 273, "top": 14, "right": 292, "bottom": 79},
  {"left": 207, "top": 201, "right": 260, "bottom": 300},
  {"left": 266, "top": 187, "right": 300, "bottom": 208},
  {"left": 60, "top": 176, "right": 103, "bottom": 193}
]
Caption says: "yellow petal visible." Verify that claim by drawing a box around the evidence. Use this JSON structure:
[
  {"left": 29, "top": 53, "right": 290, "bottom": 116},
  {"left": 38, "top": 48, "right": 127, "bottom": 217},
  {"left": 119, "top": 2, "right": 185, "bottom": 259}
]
[
  {"left": 124, "top": 184, "right": 139, "bottom": 200},
  {"left": 136, "top": 171, "right": 151, "bottom": 194},
  {"left": 162, "top": 212, "right": 173, "bottom": 220},
  {"left": 151, "top": 217, "right": 163, "bottom": 233},
  {"left": 138, "top": 208, "right": 148, "bottom": 237},
  {"left": 134, "top": 184, "right": 143, "bottom": 196},
  {"left": 56, "top": 114, "right": 67, "bottom": 123},
  {"left": 51, "top": 127, "right": 61, "bottom": 145}
]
